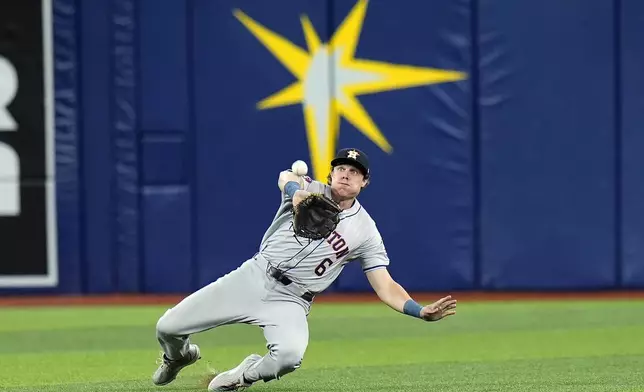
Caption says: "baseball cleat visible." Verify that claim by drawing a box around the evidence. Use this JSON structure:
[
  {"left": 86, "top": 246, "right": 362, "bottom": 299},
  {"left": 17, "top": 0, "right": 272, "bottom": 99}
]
[
  {"left": 152, "top": 344, "right": 201, "bottom": 386},
  {"left": 208, "top": 353, "right": 262, "bottom": 391}
]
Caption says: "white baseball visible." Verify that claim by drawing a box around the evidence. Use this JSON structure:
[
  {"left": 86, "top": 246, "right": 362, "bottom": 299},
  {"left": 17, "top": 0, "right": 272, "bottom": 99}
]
[{"left": 291, "top": 160, "right": 308, "bottom": 176}]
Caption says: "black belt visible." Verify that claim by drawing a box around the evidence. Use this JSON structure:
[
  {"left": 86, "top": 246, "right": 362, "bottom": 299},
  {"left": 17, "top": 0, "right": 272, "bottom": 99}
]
[{"left": 267, "top": 265, "right": 314, "bottom": 302}]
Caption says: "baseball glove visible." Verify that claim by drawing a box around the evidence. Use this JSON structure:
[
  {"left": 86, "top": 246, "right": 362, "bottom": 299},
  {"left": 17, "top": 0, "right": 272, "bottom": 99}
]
[{"left": 293, "top": 193, "right": 342, "bottom": 240}]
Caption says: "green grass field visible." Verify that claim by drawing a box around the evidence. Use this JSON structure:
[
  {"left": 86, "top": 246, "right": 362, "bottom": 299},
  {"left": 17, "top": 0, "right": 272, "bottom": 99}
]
[{"left": 1, "top": 299, "right": 643, "bottom": 391}]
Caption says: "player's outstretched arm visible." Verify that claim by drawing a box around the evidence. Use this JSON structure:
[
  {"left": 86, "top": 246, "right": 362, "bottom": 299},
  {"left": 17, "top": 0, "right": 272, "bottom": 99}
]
[{"left": 365, "top": 268, "right": 457, "bottom": 322}]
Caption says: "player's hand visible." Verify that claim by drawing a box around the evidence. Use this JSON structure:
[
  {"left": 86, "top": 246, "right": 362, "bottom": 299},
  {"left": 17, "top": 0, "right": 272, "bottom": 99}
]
[
  {"left": 419, "top": 295, "right": 457, "bottom": 322},
  {"left": 292, "top": 190, "right": 311, "bottom": 208}
]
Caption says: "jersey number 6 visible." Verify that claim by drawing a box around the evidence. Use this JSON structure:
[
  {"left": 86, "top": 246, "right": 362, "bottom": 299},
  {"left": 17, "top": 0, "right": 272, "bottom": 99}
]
[{"left": 314, "top": 258, "right": 333, "bottom": 276}]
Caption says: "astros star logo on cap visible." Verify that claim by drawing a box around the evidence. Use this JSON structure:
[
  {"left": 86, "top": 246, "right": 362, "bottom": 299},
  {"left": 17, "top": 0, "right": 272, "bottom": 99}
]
[{"left": 347, "top": 150, "right": 360, "bottom": 159}]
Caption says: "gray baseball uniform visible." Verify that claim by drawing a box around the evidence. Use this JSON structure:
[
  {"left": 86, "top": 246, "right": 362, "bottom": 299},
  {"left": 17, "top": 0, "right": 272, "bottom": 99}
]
[{"left": 155, "top": 175, "right": 389, "bottom": 383}]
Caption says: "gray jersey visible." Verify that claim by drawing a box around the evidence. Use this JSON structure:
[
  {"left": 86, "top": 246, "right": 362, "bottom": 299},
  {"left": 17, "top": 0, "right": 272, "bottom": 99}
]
[{"left": 257, "top": 176, "right": 390, "bottom": 293}]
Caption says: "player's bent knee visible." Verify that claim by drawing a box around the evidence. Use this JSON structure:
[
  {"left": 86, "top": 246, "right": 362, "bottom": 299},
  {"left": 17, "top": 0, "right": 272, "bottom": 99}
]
[
  {"left": 274, "top": 346, "right": 305, "bottom": 372},
  {"left": 155, "top": 309, "right": 180, "bottom": 337}
]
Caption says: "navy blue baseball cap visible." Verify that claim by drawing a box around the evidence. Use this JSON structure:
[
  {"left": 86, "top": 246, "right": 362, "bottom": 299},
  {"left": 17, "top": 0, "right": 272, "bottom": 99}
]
[{"left": 331, "top": 148, "right": 370, "bottom": 177}]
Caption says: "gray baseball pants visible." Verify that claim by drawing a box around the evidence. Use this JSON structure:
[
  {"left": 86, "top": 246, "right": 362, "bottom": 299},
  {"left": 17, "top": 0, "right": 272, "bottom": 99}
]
[{"left": 155, "top": 255, "right": 312, "bottom": 383}]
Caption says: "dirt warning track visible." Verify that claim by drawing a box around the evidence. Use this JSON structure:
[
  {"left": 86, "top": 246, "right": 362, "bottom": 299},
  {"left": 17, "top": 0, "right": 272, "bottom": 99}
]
[{"left": 0, "top": 291, "right": 642, "bottom": 307}]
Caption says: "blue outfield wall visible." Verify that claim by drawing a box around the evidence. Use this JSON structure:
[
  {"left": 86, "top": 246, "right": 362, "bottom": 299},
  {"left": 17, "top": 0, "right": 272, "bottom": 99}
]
[
  {"left": 2, "top": 0, "right": 642, "bottom": 295},
  {"left": 478, "top": 0, "right": 617, "bottom": 289}
]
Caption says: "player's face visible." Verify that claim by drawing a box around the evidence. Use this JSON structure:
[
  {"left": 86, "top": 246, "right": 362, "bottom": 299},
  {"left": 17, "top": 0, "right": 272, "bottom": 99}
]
[{"left": 330, "top": 164, "right": 368, "bottom": 199}]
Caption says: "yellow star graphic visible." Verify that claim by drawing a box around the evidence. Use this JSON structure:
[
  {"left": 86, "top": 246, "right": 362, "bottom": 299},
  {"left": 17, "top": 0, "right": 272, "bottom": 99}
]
[{"left": 234, "top": 0, "right": 467, "bottom": 181}]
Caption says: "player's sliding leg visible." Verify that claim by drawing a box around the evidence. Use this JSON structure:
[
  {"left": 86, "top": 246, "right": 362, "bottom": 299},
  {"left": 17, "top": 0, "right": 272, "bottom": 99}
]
[
  {"left": 152, "top": 258, "right": 265, "bottom": 386},
  {"left": 208, "top": 298, "right": 309, "bottom": 390}
]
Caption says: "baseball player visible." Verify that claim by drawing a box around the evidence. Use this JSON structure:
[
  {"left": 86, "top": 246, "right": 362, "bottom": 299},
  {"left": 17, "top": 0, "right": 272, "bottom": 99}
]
[{"left": 151, "top": 148, "right": 458, "bottom": 391}]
